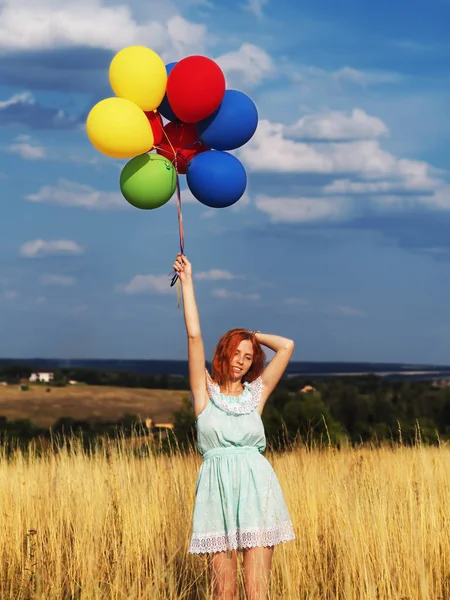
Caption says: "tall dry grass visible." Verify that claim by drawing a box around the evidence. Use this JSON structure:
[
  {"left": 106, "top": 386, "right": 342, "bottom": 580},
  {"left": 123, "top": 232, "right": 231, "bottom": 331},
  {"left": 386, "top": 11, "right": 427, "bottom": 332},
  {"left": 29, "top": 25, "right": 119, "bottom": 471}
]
[{"left": 1, "top": 435, "right": 449, "bottom": 599}]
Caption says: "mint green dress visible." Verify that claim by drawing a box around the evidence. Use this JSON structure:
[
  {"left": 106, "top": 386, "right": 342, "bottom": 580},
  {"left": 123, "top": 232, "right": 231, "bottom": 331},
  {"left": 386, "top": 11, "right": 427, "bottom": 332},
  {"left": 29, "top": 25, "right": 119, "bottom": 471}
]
[{"left": 188, "top": 370, "right": 295, "bottom": 554}]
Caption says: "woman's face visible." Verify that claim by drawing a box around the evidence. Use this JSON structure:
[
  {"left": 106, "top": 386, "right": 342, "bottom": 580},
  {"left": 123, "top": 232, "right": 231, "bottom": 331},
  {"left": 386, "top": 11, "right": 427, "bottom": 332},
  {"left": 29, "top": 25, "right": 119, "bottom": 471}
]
[{"left": 230, "top": 339, "right": 254, "bottom": 380}]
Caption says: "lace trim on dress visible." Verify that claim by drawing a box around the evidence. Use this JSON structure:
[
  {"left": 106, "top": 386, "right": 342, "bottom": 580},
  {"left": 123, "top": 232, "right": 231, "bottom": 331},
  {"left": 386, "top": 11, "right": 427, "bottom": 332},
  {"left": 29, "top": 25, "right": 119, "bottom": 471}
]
[
  {"left": 188, "top": 521, "right": 295, "bottom": 554},
  {"left": 190, "top": 370, "right": 264, "bottom": 415},
  {"left": 206, "top": 370, "right": 263, "bottom": 415}
]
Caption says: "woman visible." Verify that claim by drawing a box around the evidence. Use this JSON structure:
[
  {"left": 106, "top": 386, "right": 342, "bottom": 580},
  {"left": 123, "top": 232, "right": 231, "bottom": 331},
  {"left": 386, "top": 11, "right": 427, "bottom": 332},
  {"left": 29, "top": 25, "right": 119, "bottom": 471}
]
[{"left": 174, "top": 253, "right": 295, "bottom": 600}]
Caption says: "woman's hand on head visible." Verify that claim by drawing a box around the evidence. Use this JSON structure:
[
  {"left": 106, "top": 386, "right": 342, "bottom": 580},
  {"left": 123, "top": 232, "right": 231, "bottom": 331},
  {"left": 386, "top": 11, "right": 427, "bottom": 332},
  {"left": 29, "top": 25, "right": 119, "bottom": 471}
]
[{"left": 173, "top": 253, "right": 192, "bottom": 283}]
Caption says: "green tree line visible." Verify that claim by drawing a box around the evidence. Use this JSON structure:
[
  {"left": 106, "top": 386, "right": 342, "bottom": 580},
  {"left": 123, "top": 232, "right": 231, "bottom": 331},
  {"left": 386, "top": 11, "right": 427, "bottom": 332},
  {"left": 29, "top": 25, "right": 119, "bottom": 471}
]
[
  {"left": 1, "top": 365, "right": 450, "bottom": 449},
  {"left": 174, "top": 375, "right": 450, "bottom": 448}
]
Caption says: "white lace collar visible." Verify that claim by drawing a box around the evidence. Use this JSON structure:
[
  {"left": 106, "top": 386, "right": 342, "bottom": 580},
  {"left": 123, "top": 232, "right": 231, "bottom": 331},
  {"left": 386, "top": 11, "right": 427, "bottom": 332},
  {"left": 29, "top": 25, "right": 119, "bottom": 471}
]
[{"left": 206, "top": 371, "right": 263, "bottom": 415}]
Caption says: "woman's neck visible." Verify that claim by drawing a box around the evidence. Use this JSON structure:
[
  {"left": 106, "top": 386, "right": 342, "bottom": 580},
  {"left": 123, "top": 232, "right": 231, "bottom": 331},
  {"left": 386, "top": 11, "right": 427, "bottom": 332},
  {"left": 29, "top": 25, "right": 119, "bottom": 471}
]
[{"left": 220, "top": 382, "right": 244, "bottom": 396}]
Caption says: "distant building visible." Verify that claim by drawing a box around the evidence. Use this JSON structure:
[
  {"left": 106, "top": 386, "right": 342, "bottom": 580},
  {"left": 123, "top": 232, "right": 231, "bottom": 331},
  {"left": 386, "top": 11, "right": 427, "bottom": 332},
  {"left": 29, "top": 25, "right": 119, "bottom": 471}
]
[
  {"left": 29, "top": 372, "right": 54, "bottom": 383},
  {"left": 432, "top": 378, "right": 450, "bottom": 388},
  {"left": 145, "top": 418, "right": 174, "bottom": 430},
  {"left": 300, "top": 385, "right": 316, "bottom": 394},
  {"left": 144, "top": 418, "right": 174, "bottom": 435}
]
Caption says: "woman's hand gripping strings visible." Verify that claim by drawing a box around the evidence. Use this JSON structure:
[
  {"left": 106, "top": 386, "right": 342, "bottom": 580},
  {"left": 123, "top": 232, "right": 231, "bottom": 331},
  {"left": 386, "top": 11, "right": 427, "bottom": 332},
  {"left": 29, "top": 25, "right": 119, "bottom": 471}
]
[
  {"left": 173, "top": 253, "right": 192, "bottom": 285},
  {"left": 171, "top": 252, "right": 192, "bottom": 307}
]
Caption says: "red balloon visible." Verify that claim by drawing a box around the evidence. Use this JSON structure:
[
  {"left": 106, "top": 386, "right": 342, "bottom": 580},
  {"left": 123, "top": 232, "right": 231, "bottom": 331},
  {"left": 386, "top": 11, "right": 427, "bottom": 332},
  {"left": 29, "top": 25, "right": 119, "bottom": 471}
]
[
  {"left": 145, "top": 110, "right": 164, "bottom": 146},
  {"left": 156, "top": 122, "right": 209, "bottom": 174},
  {"left": 167, "top": 56, "right": 226, "bottom": 123}
]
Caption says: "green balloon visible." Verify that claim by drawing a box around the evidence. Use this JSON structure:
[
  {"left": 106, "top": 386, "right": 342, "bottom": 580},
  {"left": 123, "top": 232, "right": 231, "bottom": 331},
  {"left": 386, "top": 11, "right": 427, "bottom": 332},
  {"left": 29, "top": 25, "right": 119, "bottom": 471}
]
[{"left": 120, "top": 153, "right": 177, "bottom": 210}]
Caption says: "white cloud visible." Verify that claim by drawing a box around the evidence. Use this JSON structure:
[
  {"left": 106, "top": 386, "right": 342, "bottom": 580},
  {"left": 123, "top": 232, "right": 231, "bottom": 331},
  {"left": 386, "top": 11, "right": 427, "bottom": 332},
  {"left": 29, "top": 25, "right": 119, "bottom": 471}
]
[
  {"left": 242, "top": 0, "right": 268, "bottom": 17},
  {"left": 241, "top": 116, "right": 449, "bottom": 215},
  {"left": 232, "top": 192, "right": 251, "bottom": 211},
  {"left": 20, "top": 239, "right": 84, "bottom": 258},
  {"left": 322, "top": 165, "right": 449, "bottom": 214},
  {"left": 1, "top": 289, "right": 17, "bottom": 300},
  {"left": 165, "top": 15, "right": 207, "bottom": 58},
  {"left": 323, "top": 140, "right": 399, "bottom": 177},
  {"left": 255, "top": 195, "right": 351, "bottom": 223},
  {"left": 0, "top": 1, "right": 206, "bottom": 58},
  {"left": 239, "top": 120, "right": 332, "bottom": 173},
  {"left": 287, "top": 109, "right": 388, "bottom": 141},
  {"left": 200, "top": 210, "right": 216, "bottom": 219},
  {"left": 396, "top": 158, "right": 443, "bottom": 191},
  {"left": 0, "top": 91, "right": 79, "bottom": 129},
  {"left": 195, "top": 269, "right": 244, "bottom": 281},
  {"left": 182, "top": 187, "right": 250, "bottom": 211},
  {"left": 324, "top": 166, "right": 439, "bottom": 195},
  {"left": 40, "top": 274, "right": 76, "bottom": 287},
  {"left": 8, "top": 141, "right": 46, "bottom": 160},
  {"left": 242, "top": 110, "right": 450, "bottom": 223},
  {"left": 332, "top": 67, "right": 366, "bottom": 86},
  {"left": 332, "top": 305, "right": 367, "bottom": 318},
  {"left": 419, "top": 186, "right": 450, "bottom": 210},
  {"left": 332, "top": 67, "right": 402, "bottom": 86},
  {"left": 0, "top": 91, "right": 34, "bottom": 109},
  {"left": 211, "top": 288, "right": 260, "bottom": 301},
  {"left": 26, "top": 179, "right": 125, "bottom": 210},
  {"left": 240, "top": 119, "right": 399, "bottom": 175},
  {"left": 184, "top": 0, "right": 213, "bottom": 6},
  {"left": 286, "top": 65, "right": 402, "bottom": 90},
  {"left": 284, "top": 297, "right": 309, "bottom": 307},
  {"left": 116, "top": 274, "right": 172, "bottom": 294},
  {"left": 254, "top": 185, "right": 450, "bottom": 224},
  {"left": 216, "top": 43, "right": 274, "bottom": 88},
  {"left": 325, "top": 179, "right": 395, "bottom": 195}
]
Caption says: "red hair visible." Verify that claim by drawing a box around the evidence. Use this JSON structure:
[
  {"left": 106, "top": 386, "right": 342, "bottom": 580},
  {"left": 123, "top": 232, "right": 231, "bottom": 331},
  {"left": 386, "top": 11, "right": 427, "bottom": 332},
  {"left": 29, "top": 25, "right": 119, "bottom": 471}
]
[{"left": 211, "top": 328, "right": 266, "bottom": 386}]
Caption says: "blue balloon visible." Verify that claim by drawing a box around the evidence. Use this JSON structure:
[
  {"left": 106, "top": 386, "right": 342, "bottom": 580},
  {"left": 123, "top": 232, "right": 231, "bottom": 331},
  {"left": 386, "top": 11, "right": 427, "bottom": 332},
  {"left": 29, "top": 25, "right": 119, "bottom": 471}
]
[
  {"left": 158, "top": 62, "right": 180, "bottom": 122},
  {"left": 196, "top": 90, "right": 258, "bottom": 151},
  {"left": 186, "top": 150, "right": 247, "bottom": 208}
]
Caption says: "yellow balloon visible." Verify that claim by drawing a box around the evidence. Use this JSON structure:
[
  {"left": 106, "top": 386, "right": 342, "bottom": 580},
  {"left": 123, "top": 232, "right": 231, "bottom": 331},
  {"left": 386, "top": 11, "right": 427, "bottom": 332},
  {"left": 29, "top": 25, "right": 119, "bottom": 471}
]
[
  {"left": 86, "top": 97, "right": 154, "bottom": 159},
  {"left": 109, "top": 46, "right": 167, "bottom": 111}
]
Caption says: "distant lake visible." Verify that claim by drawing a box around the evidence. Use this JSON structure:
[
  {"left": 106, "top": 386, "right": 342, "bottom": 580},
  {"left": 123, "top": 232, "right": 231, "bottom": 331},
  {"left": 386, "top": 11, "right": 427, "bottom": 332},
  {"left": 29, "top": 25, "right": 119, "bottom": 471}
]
[{"left": 1, "top": 358, "right": 450, "bottom": 381}]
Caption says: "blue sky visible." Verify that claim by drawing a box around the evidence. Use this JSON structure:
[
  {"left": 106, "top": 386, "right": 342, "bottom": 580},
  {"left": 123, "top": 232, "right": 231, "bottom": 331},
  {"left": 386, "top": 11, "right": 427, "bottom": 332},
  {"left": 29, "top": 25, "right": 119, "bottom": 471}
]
[{"left": 0, "top": 0, "right": 450, "bottom": 363}]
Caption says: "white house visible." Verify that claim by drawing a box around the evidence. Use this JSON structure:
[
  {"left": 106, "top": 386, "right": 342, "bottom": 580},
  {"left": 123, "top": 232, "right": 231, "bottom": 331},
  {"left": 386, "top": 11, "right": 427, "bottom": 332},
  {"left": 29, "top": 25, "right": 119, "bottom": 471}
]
[{"left": 29, "top": 372, "right": 54, "bottom": 383}]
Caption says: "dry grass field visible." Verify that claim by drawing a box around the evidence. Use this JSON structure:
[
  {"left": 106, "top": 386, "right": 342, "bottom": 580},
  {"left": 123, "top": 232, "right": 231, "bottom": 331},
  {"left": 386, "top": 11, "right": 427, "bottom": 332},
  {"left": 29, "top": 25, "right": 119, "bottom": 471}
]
[
  {"left": 1, "top": 436, "right": 449, "bottom": 599},
  {"left": 0, "top": 385, "right": 188, "bottom": 427}
]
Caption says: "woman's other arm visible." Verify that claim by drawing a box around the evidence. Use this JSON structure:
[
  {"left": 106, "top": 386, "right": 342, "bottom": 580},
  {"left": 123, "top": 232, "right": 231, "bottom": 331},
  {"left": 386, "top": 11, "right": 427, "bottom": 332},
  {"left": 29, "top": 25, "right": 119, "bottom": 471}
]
[{"left": 254, "top": 332, "right": 295, "bottom": 413}]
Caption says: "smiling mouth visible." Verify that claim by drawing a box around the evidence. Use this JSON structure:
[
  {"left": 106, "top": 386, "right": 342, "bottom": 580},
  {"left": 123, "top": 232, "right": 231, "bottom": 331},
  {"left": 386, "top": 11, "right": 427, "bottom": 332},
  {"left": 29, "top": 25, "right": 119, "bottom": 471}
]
[{"left": 232, "top": 367, "right": 243, "bottom": 373}]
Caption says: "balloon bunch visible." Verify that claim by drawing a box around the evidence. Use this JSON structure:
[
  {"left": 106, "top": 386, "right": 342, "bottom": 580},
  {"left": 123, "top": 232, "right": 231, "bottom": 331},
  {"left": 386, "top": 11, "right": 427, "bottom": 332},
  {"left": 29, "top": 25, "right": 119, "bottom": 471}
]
[{"left": 86, "top": 45, "right": 258, "bottom": 291}]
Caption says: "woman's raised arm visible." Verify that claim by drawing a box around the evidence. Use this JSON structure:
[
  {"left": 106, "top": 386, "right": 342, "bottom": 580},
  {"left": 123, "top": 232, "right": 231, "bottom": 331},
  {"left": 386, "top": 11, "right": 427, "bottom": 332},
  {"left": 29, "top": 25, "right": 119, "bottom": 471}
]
[{"left": 173, "top": 254, "right": 208, "bottom": 417}]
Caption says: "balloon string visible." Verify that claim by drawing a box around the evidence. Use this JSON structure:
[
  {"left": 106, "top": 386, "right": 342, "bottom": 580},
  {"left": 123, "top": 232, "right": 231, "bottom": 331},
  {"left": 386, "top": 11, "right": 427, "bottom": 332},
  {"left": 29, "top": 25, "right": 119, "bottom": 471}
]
[
  {"left": 158, "top": 124, "right": 201, "bottom": 306},
  {"left": 161, "top": 124, "right": 178, "bottom": 163},
  {"left": 175, "top": 277, "right": 181, "bottom": 308},
  {"left": 158, "top": 125, "right": 184, "bottom": 306},
  {"left": 169, "top": 174, "right": 184, "bottom": 309},
  {"left": 176, "top": 173, "right": 185, "bottom": 254}
]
